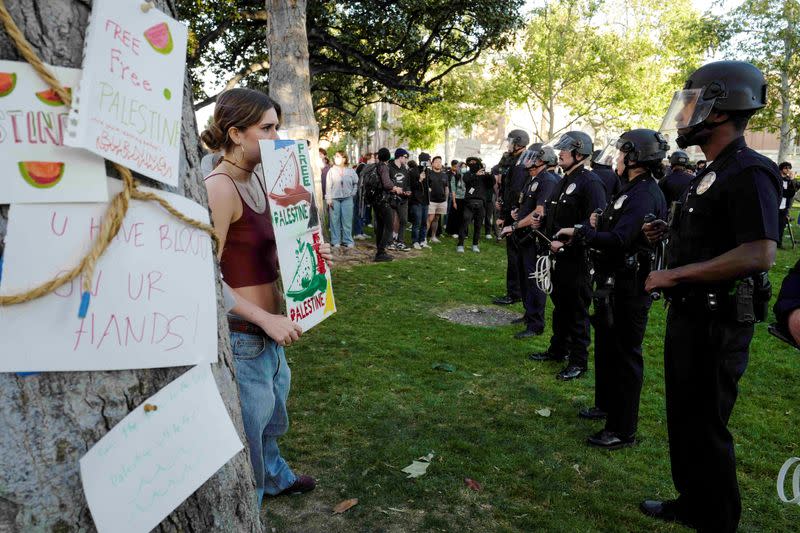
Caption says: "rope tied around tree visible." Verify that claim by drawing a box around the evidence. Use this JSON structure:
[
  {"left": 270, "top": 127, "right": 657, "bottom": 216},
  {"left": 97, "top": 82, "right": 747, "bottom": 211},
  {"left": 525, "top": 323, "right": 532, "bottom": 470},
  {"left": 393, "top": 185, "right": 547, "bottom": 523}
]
[{"left": 0, "top": 0, "right": 220, "bottom": 317}]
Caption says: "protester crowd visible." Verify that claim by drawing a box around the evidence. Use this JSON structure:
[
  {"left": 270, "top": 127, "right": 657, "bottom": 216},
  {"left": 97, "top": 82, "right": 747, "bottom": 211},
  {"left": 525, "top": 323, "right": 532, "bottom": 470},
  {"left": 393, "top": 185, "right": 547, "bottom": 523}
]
[{"left": 198, "top": 60, "right": 800, "bottom": 533}]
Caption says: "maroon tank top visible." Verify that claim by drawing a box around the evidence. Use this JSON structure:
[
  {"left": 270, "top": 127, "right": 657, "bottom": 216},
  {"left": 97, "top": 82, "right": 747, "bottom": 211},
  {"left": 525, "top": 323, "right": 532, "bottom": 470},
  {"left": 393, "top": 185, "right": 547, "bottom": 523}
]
[{"left": 206, "top": 172, "right": 279, "bottom": 287}]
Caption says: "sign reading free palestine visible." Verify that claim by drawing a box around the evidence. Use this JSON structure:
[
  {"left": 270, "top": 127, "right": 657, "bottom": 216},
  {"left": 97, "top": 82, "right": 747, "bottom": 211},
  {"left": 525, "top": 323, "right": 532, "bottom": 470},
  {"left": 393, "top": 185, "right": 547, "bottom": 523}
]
[
  {"left": 259, "top": 139, "right": 336, "bottom": 332},
  {"left": 67, "top": 0, "right": 187, "bottom": 187}
]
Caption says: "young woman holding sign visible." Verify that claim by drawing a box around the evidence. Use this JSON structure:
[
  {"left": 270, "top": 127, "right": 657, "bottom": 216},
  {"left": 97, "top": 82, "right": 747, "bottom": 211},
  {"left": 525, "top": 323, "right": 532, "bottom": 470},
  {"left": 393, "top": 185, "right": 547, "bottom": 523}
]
[{"left": 201, "top": 88, "right": 330, "bottom": 505}]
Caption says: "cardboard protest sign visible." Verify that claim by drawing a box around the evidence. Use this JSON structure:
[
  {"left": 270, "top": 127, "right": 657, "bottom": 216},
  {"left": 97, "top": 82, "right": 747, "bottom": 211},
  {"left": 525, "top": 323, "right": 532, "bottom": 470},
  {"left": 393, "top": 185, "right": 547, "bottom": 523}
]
[
  {"left": 454, "top": 138, "right": 481, "bottom": 160},
  {"left": 259, "top": 139, "right": 336, "bottom": 331},
  {"left": 80, "top": 364, "right": 243, "bottom": 533},
  {"left": 0, "top": 60, "right": 108, "bottom": 203},
  {"left": 66, "top": 0, "right": 187, "bottom": 186},
  {"left": 0, "top": 179, "right": 217, "bottom": 372}
]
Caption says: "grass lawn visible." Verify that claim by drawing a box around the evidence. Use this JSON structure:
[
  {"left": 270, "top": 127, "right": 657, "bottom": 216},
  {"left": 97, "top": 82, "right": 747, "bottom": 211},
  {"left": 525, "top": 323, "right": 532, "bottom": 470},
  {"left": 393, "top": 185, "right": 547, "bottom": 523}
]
[{"left": 262, "top": 225, "right": 800, "bottom": 532}]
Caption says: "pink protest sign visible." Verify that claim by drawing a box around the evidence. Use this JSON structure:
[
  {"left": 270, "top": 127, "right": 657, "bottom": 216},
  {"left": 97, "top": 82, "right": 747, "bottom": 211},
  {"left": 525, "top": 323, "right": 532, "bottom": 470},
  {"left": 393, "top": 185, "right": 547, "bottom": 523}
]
[{"left": 66, "top": 0, "right": 187, "bottom": 186}]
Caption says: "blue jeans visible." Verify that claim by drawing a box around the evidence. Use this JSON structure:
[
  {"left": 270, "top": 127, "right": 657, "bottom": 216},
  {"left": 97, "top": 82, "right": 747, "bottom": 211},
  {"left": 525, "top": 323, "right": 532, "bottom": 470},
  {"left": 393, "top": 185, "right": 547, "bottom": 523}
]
[
  {"left": 352, "top": 194, "right": 364, "bottom": 236},
  {"left": 329, "top": 197, "right": 354, "bottom": 245},
  {"left": 231, "top": 330, "right": 296, "bottom": 505},
  {"left": 410, "top": 203, "right": 429, "bottom": 244}
]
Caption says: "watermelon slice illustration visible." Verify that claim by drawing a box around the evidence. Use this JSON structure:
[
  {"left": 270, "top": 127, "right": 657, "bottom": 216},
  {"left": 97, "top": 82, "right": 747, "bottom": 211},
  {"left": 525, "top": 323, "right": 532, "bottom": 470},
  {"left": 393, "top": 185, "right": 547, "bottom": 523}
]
[
  {"left": 0, "top": 72, "right": 16, "bottom": 97},
  {"left": 144, "top": 22, "right": 174, "bottom": 55},
  {"left": 35, "top": 87, "right": 70, "bottom": 107},
  {"left": 18, "top": 161, "right": 64, "bottom": 189}
]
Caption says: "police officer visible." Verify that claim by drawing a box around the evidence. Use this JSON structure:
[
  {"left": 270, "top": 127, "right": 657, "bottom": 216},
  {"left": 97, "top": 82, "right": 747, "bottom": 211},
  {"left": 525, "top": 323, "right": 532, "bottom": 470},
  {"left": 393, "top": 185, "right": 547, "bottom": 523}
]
[
  {"left": 530, "top": 131, "right": 606, "bottom": 380},
  {"left": 557, "top": 129, "right": 668, "bottom": 448},
  {"left": 591, "top": 148, "right": 621, "bottom": 199},
  {"left": 493, "top": 129, "right": 530, "bottom": 305},
  {"left": 642, "top": 61, "right": 780, "bottom": 531},
  {"left": 660, "top": 151, "right": 694, "bottom": 206},
  {"left": 500, "top": 146, "right": 559, "bottom": 338}
]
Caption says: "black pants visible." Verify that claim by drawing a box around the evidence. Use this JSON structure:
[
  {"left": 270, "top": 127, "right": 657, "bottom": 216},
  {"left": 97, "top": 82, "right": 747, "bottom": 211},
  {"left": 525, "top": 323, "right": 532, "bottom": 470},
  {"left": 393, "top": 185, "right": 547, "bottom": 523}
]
[
  {"left": 663, "top": 304, "right": 751, "bottom": 532},
  {"left": 446, "top": 200, "right": 464, "bottom": 235},
  {"left": 393, "top": 200, "right": 408, "bottom": 244},
  {"left": 778, "top": 208, "right": 790, "bottom": 244},
  {"left": 373, "top": 201, "right": 394, "bottom": 254},
  {"left": 520, "top": 243, "right": 545, "bottom": 332},
  {"left": 547, "top": 253, "right": 592, "bottom": 368},
  {"left": 593, "top": 282, "right": 651, "bottom": 435},
  {"left": 504, "top": 233, "right": 524, "bottom": 300},
  {"left": 458, "top": 200, "right": 484, "bottom": 246},
  {"left": 484, "top": 194, "right": 495, "bottom": 236}
]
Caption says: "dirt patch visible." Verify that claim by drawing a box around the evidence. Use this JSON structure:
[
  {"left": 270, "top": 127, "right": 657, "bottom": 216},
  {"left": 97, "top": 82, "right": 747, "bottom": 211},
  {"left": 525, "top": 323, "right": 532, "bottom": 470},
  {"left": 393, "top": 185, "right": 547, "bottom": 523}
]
[
  {"left": 330, "top": 240, "right": 425, "bottom": 267},
  {"left": 436, "top": 305, "right": 520, "bottom": 327}
]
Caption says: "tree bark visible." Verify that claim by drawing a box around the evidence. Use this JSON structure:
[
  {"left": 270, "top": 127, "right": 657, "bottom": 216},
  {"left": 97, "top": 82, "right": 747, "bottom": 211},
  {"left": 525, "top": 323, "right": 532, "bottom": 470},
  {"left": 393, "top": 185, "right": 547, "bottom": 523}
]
[
  {"left": 0, "top": 1, "right": 262, "bottom": 532},
  {"left": 778, "top": 15, "right": 794, "bottom": 163},
  {"left": 266, "top": 0, "right": 323, "bottom": 220}
]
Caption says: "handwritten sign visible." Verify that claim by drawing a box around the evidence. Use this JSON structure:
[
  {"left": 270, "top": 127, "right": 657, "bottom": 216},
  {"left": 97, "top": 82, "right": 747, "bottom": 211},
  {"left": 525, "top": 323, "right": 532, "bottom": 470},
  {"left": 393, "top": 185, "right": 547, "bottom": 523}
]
[
  {"left": 66, "top": 0, "right": 187, "bottom": 186},
  {"left": 0, "top": 179, "right": 217, "bottom": 372},
  {"left": 259, "top": 140, "right": 336, "bottom": 331},
  {"left": 454, "top": 138, "right": 481, "bottom": 160},
  {"left": 80, "top": 364, "right": 244, "bottom": 533},
  {"left": 0, "top": 60, "right": 108, "bottom": 203}
]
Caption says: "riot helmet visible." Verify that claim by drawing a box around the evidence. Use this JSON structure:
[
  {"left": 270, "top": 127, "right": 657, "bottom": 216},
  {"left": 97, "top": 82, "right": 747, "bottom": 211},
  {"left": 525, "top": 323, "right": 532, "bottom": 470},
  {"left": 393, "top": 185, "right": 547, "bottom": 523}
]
[
  {"left": 660, "top": 61, "right": 767, "bottom": 148},
  {"left": 538, "top": 146, "right": 558, "bottom": 166},
  {"left": 553, "top": 131, "right": 594, "bottom": 156},
  {"left": 592, "top": 148, "right": 612, "bottom": 169},
  {"left": 505, "top": 129, "right": 530, "bottom": 153},
  {"left": 668, "top": 151, "right": 690, "bottom": 167},
  {"left": 596, "top": 129, "right": 668, "bottom": 177}
]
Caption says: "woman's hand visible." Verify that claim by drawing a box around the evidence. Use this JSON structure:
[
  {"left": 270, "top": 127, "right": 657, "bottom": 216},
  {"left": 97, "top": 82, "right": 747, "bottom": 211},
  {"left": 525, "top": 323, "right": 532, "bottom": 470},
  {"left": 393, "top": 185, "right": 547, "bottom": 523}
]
[
  {"left": 258, "top": 313, "right": 303, "bottom": 347},
  {"left": 318, "top": 242, "right": 334, "bottom": 266}
]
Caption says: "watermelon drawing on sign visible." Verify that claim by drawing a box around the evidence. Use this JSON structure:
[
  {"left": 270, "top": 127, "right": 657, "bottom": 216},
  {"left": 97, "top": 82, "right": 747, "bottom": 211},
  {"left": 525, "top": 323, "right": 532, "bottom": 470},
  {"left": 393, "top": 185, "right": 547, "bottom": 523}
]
[
  {"left": 144, "top": 22, "right": 174, "bottom": 55},
  {"left": 268, "top": 152, "right": 312, "bottom": 207},
  {"left": 0, "top": 72, "right": 16, "bottom": 97},
  {"left": 35, "top": 87, "right": 70, "bottom": 107},
  {"left": 286, "top": 239, "right": 328, "bottom": 302},
  {"left": 18, "top": 162, "right": 65, "bottom": 189}
]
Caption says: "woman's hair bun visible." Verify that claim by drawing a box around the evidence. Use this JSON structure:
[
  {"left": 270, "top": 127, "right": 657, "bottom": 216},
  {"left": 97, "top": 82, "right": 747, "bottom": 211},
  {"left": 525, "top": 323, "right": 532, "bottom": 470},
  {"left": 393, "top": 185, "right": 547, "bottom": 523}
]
[{"left": 200, "top": 123, "right": 225, "bottom": 151}]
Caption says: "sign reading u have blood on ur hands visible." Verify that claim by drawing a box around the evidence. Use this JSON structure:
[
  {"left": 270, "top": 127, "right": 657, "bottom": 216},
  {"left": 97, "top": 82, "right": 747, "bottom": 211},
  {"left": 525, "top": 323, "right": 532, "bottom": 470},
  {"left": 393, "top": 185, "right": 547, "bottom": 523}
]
[
  {"left": 80, "top": 364, "right": 243, "bottom": 533},
  {"left": 259, "top": 139, "right": 336, "bottom": 331},
  {"left": 0, "top": 178, "right": 217, "bottom": 372},
  {"left": 66, "top": 0, "right": 187, "bottom": 187},
  {"left": 0, "top": 60, "right": 108, "bottom": 204}
]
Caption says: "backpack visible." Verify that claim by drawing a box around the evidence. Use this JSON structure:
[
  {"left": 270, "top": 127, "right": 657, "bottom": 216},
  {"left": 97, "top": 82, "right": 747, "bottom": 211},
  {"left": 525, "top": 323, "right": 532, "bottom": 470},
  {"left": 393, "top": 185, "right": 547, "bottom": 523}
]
[{"left": 360, "top": 163, "right": 385, "bottom": 205}]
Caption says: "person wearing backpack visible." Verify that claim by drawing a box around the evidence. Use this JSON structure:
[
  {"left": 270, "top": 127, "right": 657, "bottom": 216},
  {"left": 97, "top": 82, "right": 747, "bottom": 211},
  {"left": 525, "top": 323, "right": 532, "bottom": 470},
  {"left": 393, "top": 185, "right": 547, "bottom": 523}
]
[{"left": 368, "top": 148, "right": 402, "bottom": 261}]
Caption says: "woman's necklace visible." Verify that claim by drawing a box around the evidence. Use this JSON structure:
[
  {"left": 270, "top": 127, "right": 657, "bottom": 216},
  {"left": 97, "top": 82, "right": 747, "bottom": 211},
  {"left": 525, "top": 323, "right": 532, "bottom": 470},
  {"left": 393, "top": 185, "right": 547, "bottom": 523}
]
[{"left": 222, "top": 159, "right": 266, "bottom": 213}]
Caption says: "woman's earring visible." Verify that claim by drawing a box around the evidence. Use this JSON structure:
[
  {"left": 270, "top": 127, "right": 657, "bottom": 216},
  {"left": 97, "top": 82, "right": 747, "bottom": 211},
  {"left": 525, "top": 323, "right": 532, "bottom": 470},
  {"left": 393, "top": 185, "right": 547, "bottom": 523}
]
[{"left": 234, "top": 144, "right": 245, "bottom": 164}]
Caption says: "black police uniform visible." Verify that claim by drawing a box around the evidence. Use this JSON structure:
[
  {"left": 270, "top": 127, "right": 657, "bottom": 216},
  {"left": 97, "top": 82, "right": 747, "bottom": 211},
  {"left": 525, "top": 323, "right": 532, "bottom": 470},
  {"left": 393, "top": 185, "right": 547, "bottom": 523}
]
[
  {"left": 498, "top": 152, "right": 529, "bottom": 300},
  {"left": 459, "top": 170, "right": 494, "bottom": 246},
  {"left": 773, "top": 258, "right": 800, "bottom": 346},
  {"left": 659, "top": 169, "right": 694, "bottom": 207},
  {"left": 663, "top": 136, "right": 779, "bottom": 531},
  {"left": 581, "top": 173, "right": 666, "bottom": 438},
  {"left": 593, "top": 165, "right": 621, "bottom": 200},
  {"left": 543, "top": 166, "right": 607, "bottom": 369},
  {"left": 514, "top": 170, "right": 558, "bottom": 332}
]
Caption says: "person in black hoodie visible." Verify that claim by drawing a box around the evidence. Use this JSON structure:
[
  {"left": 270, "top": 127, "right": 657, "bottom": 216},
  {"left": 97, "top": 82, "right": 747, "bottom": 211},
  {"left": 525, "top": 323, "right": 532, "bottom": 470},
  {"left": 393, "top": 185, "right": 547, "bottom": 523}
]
[
  {"left": 409, "top": 153, "right": 431, "bottom": 249},
  {"left": 373, "top": 147, "right": 405, "bottom": 262},
  {"left": 457, "top": 156, "right": 494, "bottom": 252},
  {"left": 778, "top": 161, "right": 797, "bottom": 248}
]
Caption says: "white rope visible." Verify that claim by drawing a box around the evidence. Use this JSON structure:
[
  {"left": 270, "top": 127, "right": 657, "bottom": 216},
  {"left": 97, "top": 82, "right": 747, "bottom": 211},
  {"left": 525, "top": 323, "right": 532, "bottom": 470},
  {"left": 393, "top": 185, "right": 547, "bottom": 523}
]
[{"left": 530, "top": 254, "right": 553, "bottom": 294}]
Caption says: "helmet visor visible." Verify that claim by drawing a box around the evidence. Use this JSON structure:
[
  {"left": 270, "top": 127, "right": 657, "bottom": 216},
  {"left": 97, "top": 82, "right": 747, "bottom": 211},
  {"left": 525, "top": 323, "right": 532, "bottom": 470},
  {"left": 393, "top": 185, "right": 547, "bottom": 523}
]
[
  {"left": 517, "top": 149, "right": 537, "bottom": 168},
  {"left": 594, "top": 140, "right": 618, "bottom": 169},
  {"left": 659, "top": 88, "right": 715, "bottom": 132},
  {"left": 552, "top": 134, "right": 578, "bottom": 152}
]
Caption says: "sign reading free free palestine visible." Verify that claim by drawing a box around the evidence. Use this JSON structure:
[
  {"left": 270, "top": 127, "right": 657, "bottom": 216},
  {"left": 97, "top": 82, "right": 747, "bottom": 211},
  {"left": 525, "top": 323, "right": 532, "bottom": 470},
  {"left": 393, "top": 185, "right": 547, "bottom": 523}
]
[
  {"left": 67, "top": 0, "right": 187, "bottom": 186},
  {"left": 259, "top": 139, "right": 336, "bottom": 332}
]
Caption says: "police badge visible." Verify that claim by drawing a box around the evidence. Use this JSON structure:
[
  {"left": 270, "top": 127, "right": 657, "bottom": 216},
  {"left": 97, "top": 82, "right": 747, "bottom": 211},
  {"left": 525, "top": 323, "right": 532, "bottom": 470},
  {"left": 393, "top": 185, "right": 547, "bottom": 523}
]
[
  {"left": 696, "top": 172, "right": 716, "bottom": 195},
  {"left": 566, "top": 183, "right": 576, "bottom": 195},
  {"left": 614, "top": 194, "right": 628, "bottom": 209}
]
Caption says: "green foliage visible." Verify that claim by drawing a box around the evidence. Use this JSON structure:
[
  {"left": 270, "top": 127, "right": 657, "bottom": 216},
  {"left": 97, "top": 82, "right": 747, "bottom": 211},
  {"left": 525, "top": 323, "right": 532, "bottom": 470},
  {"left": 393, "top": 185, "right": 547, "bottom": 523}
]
[
  {"left": 176, "top": 0, "right": 524, "bottom": 137},
  {"left": 723, "top": 0, "right": 800, "bottom": 141}
]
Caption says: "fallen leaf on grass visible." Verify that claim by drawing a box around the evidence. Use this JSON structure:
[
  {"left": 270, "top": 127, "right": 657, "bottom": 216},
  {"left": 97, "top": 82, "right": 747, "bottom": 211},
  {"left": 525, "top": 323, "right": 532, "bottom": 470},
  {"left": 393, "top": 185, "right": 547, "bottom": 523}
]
[
  {"left": 464, "top": 478, "right": 482, "bottom": 491},
  {"left": 536, "top": 407, "right": 551, "bottom": 417},
  {"left": 333, "top": 498, "right": 359, "bottom": 514},
  {"left": 402, "top": 452, "right": 435, "bottom": 478},
  {"left": 432, "top": 362, "right": 456, "bottom": 372}
]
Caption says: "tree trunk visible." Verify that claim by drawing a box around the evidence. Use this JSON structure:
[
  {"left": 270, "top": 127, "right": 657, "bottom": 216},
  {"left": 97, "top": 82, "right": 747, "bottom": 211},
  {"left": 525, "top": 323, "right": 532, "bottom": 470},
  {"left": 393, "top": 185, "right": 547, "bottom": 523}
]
[
  {"left": 266, "top": 0, "right": 323, "bottom": 219},
  {"left": 778, "top": 16, "right": 794, "bottom": 163},
  {"left": 0, "top": 1, "right": 262, "bottom": 532}
]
